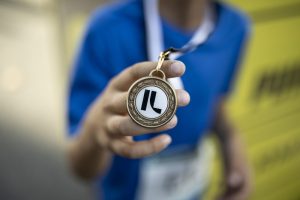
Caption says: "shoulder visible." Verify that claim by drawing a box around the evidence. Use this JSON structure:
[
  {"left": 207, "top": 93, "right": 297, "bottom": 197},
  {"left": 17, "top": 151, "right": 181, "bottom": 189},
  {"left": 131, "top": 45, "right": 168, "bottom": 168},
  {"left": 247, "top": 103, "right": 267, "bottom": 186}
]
[
  {"left": 87, "top": 0, "right": 143, "bottom": 35},
  {"left": 216, "top": 2, "right": 252, "bottom": 40}
]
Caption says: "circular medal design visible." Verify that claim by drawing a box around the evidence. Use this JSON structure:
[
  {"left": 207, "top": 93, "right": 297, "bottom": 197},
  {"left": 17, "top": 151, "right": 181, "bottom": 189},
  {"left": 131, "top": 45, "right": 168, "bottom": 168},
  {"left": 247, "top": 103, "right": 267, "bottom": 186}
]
[{"left": 127, "top": 70, "right": 177, "bottom": 128}]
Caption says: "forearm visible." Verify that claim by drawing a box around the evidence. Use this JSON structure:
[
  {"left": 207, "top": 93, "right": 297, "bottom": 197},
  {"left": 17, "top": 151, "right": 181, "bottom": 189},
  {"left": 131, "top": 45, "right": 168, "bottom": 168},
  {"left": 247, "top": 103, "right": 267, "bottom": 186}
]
[
  {"left": 213, "top": 119, "right": 231, "bottom": 171},
  {"left": 212, "top": 105, "right": 252, "bottom": 199},
  {"left": 68, "top": 126, "right": 111, "bottom": 181},
  {"left": 212, "top": 102, "right": 245, "bottom": 171},
  {"left": 214, "top": 126, "right": 245, "bottom": 172}
]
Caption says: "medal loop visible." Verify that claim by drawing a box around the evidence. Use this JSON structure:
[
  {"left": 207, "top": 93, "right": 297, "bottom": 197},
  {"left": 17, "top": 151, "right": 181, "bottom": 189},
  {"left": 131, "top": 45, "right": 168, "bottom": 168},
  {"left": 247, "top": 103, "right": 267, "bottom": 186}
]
[
  {"left": 155, "top": 50, "right": 171, "bottom": 71},
  {"left": 149, "top": 69, "right": 166, "bottom": 80}
]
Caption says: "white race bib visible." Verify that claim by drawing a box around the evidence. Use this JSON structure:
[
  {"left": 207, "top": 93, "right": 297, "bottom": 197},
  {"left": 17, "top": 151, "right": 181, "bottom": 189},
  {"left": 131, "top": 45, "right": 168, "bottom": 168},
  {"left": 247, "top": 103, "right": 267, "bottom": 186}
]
[{"left": 136, "top": 139, "right": 214, "bottom": 200}]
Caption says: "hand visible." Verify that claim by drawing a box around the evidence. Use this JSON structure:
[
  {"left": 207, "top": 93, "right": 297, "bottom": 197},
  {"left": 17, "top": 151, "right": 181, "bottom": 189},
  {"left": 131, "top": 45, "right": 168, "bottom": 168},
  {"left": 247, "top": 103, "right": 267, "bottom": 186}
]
[
  {"left": 82, "top": 60, "right": 190, "bottom": 159},
  {"left": 218, "top": 137, "right": 253, "bottom": 200}
]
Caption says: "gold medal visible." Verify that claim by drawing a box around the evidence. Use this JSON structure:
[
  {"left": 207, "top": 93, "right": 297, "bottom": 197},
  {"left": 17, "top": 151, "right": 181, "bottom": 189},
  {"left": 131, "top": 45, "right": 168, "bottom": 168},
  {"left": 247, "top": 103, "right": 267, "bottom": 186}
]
[{"left": 127, "top": 51, "right": 177, "bottom": 128}]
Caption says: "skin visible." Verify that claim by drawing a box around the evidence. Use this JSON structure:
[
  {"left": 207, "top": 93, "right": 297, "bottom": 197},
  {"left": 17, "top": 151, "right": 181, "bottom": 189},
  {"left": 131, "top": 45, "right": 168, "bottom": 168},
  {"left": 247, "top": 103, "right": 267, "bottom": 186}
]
[
  {"left": 212, "top": 101, "right": 253, "bottom": 200},
  {"left": 159, "top": 0, "right": 209, "bottom": 31},
  {"left": 68, "top": 0, "right": 252, "bottom": 199},
  {"left": 69, "top": 61, "right": 190, "bottom": 179}
]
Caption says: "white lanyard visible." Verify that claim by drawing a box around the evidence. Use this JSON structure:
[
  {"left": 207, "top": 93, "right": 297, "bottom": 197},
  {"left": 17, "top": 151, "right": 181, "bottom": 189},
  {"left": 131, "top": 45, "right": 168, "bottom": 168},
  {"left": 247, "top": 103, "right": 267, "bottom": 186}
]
[{"left": 143, "top": 0, "right": 215, "bottom": 89}]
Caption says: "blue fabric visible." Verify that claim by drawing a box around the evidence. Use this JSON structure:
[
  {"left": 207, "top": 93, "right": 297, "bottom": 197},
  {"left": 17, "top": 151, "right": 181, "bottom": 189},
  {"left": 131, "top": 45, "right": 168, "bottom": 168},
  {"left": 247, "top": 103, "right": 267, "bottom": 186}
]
[{"left": 68, "top": 0, "right": 250, "bottom": 199}]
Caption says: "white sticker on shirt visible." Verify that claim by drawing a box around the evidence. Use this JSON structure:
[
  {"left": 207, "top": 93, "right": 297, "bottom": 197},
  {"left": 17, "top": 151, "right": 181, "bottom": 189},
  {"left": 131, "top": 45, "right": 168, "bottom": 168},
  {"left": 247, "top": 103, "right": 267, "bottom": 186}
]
[{"left": 136, "top": 139, "right": 214, "bottom": 200}]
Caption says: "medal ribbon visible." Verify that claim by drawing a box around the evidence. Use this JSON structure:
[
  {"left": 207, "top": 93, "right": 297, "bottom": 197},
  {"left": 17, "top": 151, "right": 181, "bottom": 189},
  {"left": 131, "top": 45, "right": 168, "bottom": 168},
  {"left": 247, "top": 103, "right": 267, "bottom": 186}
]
[{"left": 143, "top": 0, "right": 215, "bottom": 89}]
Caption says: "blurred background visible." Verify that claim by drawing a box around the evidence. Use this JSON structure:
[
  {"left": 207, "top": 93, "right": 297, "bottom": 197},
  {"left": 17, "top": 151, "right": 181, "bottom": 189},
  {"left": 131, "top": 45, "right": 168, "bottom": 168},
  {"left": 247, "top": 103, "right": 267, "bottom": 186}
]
[{"left": 0, "top": 0, "right": 299, "bottom": 200}]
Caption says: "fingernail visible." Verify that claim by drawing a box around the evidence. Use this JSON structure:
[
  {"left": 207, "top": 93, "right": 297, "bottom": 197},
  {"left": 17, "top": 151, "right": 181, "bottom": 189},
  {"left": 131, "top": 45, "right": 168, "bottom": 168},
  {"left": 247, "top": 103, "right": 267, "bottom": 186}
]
[
  {"left": 229, "top": 172, "right": 242, "bottom": 186},
  {"left": 168, "top": 116, "right": 178, "bottom": 128},
  {"left": 171, "top": 61, "right": 184, "bottom": 74},
  {"left": 181, "top": 92, "right": 190, "bottom": 104},
  {"left": 162, "top": 135, "right": 172, "bottom": 145}
]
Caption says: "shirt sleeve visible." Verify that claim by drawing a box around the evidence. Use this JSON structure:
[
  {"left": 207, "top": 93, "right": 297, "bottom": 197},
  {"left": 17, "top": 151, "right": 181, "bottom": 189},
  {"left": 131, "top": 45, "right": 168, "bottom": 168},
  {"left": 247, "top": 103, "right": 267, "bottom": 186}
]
[
  {"left": 220, "top": 16, "right": 251, "bottom": 96},
  {"left": 67, "top": 15, "right": 113, "bottom": 136}
]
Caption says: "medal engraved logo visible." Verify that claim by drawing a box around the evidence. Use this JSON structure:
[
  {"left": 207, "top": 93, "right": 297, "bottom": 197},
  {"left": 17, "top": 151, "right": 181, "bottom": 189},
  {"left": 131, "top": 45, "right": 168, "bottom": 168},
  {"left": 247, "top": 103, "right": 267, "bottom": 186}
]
[
  {"left": 141, "top": 90, "right": 162, "bottom": 114},
  {"left": 136, "top": 86, "right": 168, "bottom": 119}
]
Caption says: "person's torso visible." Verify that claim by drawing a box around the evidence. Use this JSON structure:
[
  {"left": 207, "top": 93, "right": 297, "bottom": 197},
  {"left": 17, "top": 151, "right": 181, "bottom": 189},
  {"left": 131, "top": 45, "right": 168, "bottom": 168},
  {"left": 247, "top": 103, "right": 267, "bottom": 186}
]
[{"left": 87, "top": 1, "right": 250, "bottom": 199}]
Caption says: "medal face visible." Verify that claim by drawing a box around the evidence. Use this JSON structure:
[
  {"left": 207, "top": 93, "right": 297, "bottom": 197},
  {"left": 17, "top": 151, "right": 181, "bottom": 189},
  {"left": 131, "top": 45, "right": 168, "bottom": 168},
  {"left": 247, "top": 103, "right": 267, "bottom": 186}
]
[{"left": 127, "top": 74, "right": 177, "bottom": 128}]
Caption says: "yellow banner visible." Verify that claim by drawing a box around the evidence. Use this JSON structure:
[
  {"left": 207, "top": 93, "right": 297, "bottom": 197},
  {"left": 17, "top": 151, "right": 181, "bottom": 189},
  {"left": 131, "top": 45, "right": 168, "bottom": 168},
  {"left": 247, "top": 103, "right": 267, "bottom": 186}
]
[{"left": 209, "top": 1, "right": 300, "bottom": 199}]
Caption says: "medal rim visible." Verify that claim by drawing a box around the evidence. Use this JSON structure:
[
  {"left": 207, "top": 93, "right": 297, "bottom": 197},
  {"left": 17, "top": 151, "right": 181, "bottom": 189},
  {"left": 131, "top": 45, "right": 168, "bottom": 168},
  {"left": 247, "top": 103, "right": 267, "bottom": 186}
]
[{"left": 127, "top": 76, "right": 177, "bottom": 128}]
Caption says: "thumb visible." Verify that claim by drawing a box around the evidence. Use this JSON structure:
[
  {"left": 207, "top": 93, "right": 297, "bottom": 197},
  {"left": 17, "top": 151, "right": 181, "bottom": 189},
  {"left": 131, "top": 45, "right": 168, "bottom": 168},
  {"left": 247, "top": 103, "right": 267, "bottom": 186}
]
[{"left": 227, "top": 171, "right": 243, "bottom": 188}]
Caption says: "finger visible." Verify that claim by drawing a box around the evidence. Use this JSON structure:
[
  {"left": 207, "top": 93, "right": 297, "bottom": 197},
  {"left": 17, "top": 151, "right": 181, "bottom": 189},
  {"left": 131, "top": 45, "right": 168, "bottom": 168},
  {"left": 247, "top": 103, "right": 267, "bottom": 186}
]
[
  {"left": 109, "top": 134, "right": 172, "bottom": 159},
  {"left": 107, "top": 91, "right": 127, "bottom": 114},
  {"left": 176, "top": 89, "right": 190, "bottom": 107},
  {"left": 110, "top": 89, "right": 190, "bottom": 114},
  {"left": 111, "top": 60, "right": 186, "bottom": 91},
  {"left": 107, "top": 115, "right": 177, "bottom": 137},
  {"left": 228, "top": 172, "right": 243, "bottom": 187},
  {"left": 223, "top": 188, "right": 250, "bottom": 200},
  {"left": 229, "top": 177, "right": 252, "bottom": 200},
  {"left": 222, "top": 174, "right": 250, "bottom": 200}
]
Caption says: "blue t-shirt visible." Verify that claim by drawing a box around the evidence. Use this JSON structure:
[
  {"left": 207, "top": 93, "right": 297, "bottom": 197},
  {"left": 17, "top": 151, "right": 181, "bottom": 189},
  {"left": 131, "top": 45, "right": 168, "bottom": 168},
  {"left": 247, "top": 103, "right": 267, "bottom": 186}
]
[{"left": 68, "top": 0, "right": 250, "bottom": 199}]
